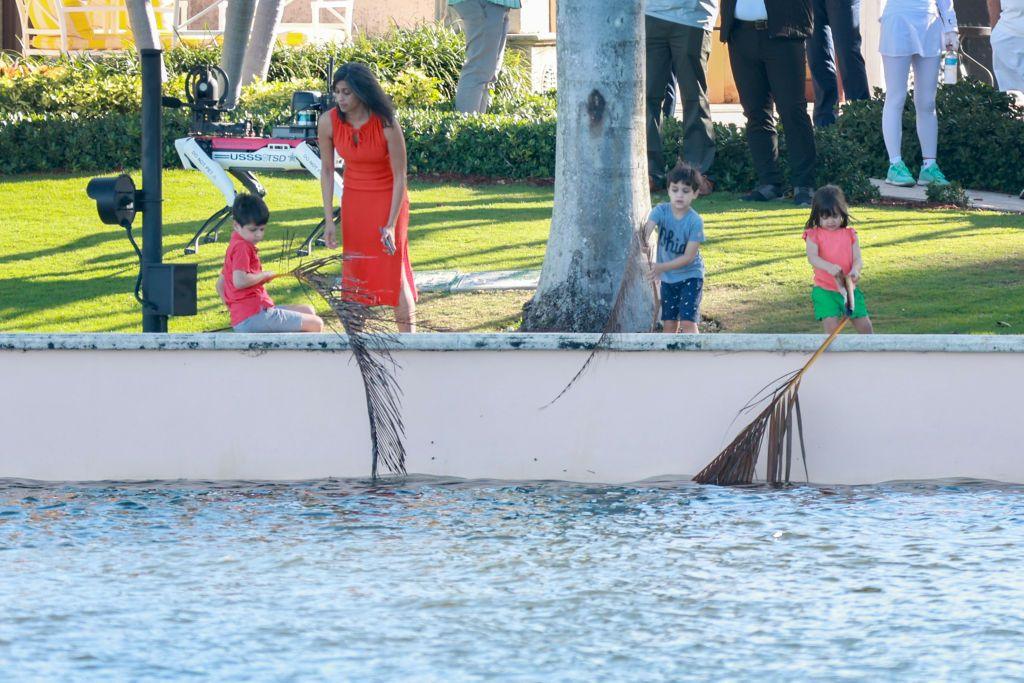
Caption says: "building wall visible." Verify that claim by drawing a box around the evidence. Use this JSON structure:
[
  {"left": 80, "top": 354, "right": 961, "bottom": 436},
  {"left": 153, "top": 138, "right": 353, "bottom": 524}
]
[{"left": 351, "top": 0, "right": 443, "bottom": 35}]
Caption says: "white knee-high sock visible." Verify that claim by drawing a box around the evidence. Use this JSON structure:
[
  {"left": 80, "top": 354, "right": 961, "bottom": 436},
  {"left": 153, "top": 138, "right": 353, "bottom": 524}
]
[
  {"left": 912, "top": 54, "right": 942, "bottom": 161},
  {"left": 882, "top": 55, "right": 913, "bottom": 164}
]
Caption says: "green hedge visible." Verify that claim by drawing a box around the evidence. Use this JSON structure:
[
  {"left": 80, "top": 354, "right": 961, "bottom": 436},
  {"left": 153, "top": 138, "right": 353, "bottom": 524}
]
[
  {"left": 829, "top": 81, "right": 1024, "bottom": 195},
  {"left": 1, "top": 76, "right": 1021, "bottom": 201},
  {"left": 0, "top": 108, "right": 554, "bottom": 177},
  {"left": 661, "top": 80, "right": 1024, "bottom": 199},
  {"left": 402, "top": 110, "right": 556, "bottom": 179},
  {"left": 0, "top": 111, "right": 190, "bottom": 173},
  {"left": 0, "top": 24, "right": 533, "bottom": 113}
]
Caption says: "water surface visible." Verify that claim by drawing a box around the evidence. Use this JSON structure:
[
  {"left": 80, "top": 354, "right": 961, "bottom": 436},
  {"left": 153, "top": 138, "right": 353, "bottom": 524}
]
[{"left": 2, "top": 478, "right": 1023, "bottom": 680}]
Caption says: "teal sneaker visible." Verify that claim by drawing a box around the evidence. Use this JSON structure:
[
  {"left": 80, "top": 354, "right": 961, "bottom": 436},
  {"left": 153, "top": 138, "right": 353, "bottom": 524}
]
[
  {"left": 918, "top": 163, "right": 951, "bottom": 186},
  {"left": 885, "top": 161, "right": 916, "bottom": 187}
]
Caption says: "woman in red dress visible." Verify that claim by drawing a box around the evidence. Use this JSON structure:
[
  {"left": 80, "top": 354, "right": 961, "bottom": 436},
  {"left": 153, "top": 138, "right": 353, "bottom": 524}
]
[{"left": 318, "top": 62, "right": 418, "bottom": 332}]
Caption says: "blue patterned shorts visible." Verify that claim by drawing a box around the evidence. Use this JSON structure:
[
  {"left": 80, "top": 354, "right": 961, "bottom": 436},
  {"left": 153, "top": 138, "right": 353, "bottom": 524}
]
[{"left": 660, "top": 278, "right": 704, "bottom": 322}]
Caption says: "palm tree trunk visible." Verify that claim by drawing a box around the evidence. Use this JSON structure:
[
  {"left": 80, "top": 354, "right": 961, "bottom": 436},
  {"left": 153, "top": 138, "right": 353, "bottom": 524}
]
[
  {"left": 520, "top": 0, "right": 653, "bottom": 332},
  {"left": 220, "top": 0, "right": 258, "bottom": 108},
  {"left": 124, "top": 0, "right": 166, "bottom": 80},
  {"left": 239, "top": 0, "right": 286, "bottom": 87}
]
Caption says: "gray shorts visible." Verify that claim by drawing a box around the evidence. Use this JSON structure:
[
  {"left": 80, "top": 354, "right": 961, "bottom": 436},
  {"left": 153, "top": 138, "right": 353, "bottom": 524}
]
[{"left": 233, "top": 307, "right": 305, "bottom": 333}]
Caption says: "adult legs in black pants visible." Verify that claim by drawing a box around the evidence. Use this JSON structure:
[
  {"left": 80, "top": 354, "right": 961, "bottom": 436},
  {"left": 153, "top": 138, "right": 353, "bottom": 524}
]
[
  {"left": 808, "top": 0, "right": 870, "bottom": 126},
  {"left": 646, "top": 15, "right": 715, "bottom": 189},
  {"left": 727, "top": 21, "right": 817, "bottom": 202}
]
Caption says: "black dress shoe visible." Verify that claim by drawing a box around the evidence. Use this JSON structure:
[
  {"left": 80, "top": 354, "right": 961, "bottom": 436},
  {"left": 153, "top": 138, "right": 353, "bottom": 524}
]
[
  {"left": 740, "top": 185, "right": 781, "bottom": 202},
  {"left": 793, "top": 186, "right": 815, "bottom": 206}
]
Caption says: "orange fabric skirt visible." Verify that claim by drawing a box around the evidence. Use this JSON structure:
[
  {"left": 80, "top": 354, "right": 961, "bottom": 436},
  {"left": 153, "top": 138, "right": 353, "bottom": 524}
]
[{"left": 341, "top": 188, "right": 417, "bottom": 307}]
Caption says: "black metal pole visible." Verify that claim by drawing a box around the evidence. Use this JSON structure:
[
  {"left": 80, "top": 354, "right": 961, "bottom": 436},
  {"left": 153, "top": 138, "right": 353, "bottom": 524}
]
[{"left": 140, "top": 48, "right": 166, "bottom": 332}]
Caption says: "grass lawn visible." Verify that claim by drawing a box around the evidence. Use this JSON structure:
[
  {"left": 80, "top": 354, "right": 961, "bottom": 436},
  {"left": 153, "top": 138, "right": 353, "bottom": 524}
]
[{"left": 1, "top": 170, "right": 1022, "bottom": 334}]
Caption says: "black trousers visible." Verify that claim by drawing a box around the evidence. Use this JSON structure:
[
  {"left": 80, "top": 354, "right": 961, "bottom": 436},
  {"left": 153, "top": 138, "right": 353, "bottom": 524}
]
[
  {"left": 808, "top": 0, "right": 870, "bottom": 126},
  {"left": 726, "top": 20, "right": 817, "bottom": 188},
  {"left": 646, "top": 16, "right": 715, "bottom": 183}
]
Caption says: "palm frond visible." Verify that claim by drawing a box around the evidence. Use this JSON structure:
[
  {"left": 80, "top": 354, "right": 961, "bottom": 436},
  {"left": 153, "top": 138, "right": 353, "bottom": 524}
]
[
  {"left": 291, "top": 255, "right": 407, "bottom": 479},
  {"left": 543, "top": 228, "right": 659, "bottom": 408},
  {"left": 693, "top": 317, "right": 849, "bottom": 486}
]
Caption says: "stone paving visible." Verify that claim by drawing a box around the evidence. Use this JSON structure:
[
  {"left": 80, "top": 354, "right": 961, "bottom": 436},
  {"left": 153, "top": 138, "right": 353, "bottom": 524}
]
[
  {"left": 870, "top": 179, "right": 1024, "bottom": 213},
  {"left": 415, "top": 269, "right": 541, "bottom": 292}
]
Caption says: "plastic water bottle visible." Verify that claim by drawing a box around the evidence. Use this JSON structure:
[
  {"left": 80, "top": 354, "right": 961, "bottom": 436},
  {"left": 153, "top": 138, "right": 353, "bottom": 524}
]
[{"left": 943, "top": 51, "right": 959, "bottom": 85}]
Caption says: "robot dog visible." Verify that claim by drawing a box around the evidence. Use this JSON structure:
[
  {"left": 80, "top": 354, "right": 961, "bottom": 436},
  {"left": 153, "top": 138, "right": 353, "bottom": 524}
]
[{"left": 166, "top": 64, "right": 343, "bottom": 256}]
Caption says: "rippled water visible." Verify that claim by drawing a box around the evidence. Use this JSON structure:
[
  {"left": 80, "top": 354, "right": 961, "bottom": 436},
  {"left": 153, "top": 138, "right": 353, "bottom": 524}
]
[{"left": 2, "top": 478, "right": 1024, "bottom": 680}]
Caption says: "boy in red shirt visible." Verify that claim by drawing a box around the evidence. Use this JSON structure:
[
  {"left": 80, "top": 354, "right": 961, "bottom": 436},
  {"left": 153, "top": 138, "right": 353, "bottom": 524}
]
[{"left": 216, "top": 193, "right": 324, "bottom": 333}]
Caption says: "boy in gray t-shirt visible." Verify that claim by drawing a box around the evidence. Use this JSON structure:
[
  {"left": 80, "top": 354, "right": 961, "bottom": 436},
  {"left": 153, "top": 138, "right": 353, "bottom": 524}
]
[{"left": 644, "top": 162, "right": 706, "bottom": 333}]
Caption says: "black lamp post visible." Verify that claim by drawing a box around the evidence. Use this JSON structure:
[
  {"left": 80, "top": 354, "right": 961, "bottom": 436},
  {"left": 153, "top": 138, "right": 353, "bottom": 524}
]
[
  {"left": 139, "top": 48, "right": 166, "bottom": 333},
  {"left": 87, "top": 48, "right": 196, "bottom": 332}
]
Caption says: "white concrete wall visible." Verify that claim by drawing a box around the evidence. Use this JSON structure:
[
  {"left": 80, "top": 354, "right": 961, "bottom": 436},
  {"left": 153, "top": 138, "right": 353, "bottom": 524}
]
[
  {"left": 2, "top": 333, "right": 1022, "bottom": 485},
  {"left": 862, "top": 0, "right": 884, "bottom": 92}
]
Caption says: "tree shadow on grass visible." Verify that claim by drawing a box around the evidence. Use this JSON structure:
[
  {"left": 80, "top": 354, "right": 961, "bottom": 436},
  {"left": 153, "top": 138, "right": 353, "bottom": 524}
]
[
  {"left": 714, "top": 255, "right": 1024, "bottom": 334},
  {"left": 0, "top": 274, "right": 138, "bottom": 329},
  {"left": 0, "top": 172, "right": 98, "bottom": 186},
  {"left": 0, "top": 231, "right": 124, "bottom": 265}
]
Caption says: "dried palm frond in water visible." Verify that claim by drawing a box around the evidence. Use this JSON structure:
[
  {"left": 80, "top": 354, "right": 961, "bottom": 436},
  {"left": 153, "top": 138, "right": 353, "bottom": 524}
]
[
  {"left": 693, "top": 315, "right": 850, "bottom": 486},
  {"left": 291, "top": 254, "right": 407, "bottom": 479},
  {"left": 544, "top": 229, "right": 659, "bottom": 408}
]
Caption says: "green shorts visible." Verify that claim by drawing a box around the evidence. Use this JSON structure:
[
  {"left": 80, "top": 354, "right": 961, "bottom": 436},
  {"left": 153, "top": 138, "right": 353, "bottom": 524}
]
[{"left": 811, "top": 286, "right": 869, "bottom": 320}]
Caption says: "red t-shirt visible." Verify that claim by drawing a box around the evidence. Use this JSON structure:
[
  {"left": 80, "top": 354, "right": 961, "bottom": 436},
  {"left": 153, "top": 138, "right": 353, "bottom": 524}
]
[
  {"left": 803, "top": 226, "right": 857, "bottom": 292},
  {"left": 222, "top": 232, "right": 275, "bottom": 325}
]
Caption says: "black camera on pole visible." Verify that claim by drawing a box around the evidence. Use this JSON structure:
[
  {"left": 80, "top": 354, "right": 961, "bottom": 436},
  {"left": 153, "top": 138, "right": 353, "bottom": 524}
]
[{"left": 162, "top": 64, "right": 252, "bottom": 137}]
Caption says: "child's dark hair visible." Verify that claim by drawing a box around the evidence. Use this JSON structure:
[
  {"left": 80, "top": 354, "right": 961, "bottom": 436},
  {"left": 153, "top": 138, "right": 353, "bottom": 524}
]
[
  {"left": 232, "top": 193, "right": 270, "bottom": 227},
  {"left": 805, "top": 184, "right": 851, "bottom": 230},
  {"left": 666, "top": 161, "right": 703, "bottom": 192}
]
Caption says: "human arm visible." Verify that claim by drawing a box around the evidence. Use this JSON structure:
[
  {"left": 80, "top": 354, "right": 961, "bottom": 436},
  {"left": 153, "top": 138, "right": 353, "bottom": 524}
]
[
  {"left": 988, "top": 0, "right": 1002, "bottom": 28},
  {"left": 849, "top": 236, "right": 864, "bottom": 283},
  {"left": 805, "top": 240, "right": 843, "bottom": 277},
  {"left": 317, "top": 111, "right": 339, "bottom": 249},
  {"left": 232, "top": 269, "right": 276, "bottom": 289},
  {"left": 641, "top": 219, "right": 658, "bottom": 242},
  {"left": 652, "top": 241, "right": 701, "bottom": 278},
  {"left": 380, "top": 119, "right": 409, "bottom": 255},
  {"left": 650, "top": 242, "right": 700, "bottom": 283},
  {"left": 937, "top": 0, "right": 959, "bottom": 46},
  {"left": 215, "top": 274, "right": 227, "bottom": 305}
]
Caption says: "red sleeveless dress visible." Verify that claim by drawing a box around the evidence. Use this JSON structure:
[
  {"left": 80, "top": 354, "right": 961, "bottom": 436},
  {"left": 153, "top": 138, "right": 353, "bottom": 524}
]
[{"left": 330, "top": 109, "right": 417, "bottom": 307}]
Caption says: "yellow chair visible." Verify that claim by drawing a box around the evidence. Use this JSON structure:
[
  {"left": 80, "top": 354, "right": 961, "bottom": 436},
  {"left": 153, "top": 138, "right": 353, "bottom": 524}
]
[
  {"left": 15, "top": 0, "right": 125, "bottom": 54},
  {"left": 14, "top": 0, "right": 345, "bottom": 56}
]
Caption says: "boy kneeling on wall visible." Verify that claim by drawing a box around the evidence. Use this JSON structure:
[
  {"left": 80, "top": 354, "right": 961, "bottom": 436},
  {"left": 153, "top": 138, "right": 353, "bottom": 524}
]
[{"left": 216, "top": 193, "right": 325, "bottom": 333}]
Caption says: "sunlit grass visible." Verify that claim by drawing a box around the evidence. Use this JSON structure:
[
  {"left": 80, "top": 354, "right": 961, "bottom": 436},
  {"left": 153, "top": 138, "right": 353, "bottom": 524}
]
[{"left": 1, "top": 171, "right": 1022, "bottom": 334}]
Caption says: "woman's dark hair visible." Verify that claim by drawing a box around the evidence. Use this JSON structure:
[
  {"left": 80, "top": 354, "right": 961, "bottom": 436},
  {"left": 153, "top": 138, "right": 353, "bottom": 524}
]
[
  {"left": 805, "top": 184, "right": 851, "bottom": 230},
  {"left": 332, "top": 62, "right": 395, "bottom": 127},
  {"left": 666, "top": 161, "right": 703, "bottom": 191}
]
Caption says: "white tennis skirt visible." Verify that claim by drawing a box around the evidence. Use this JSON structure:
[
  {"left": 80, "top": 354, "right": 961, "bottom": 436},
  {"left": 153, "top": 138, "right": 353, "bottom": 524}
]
[
  {"left": 879, "top": 11, "right": 945, "bottom": 57},
  {"left": 992, "top": 25, "right": 1024, "bottom": 91}
]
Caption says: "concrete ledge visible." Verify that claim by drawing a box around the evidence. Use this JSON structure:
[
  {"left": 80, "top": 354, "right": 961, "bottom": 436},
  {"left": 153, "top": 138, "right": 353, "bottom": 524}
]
[{"left": 1, "top": 333, "right": 1022, "bottom": 353}]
